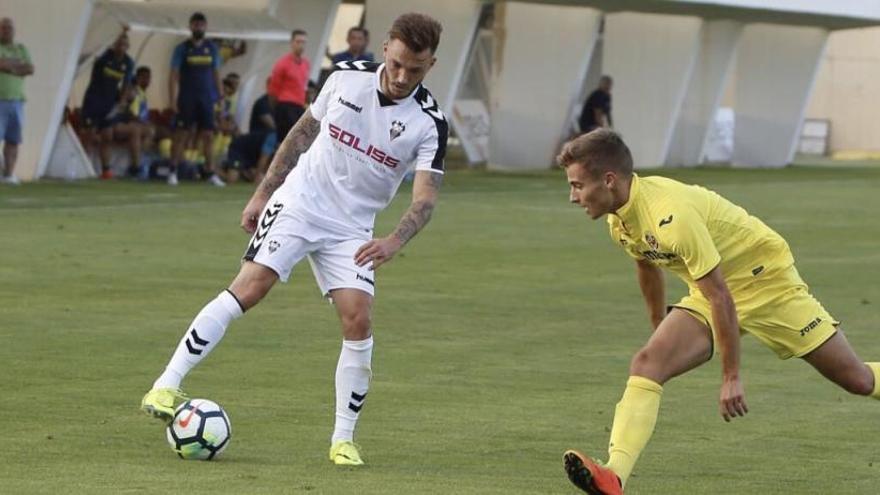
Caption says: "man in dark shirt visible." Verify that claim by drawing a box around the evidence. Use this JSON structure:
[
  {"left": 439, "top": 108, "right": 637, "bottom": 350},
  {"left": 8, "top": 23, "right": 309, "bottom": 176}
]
[
  {"left": 578, "top": 75, "right": 612, "bottom": 133},
  {"left": 168, "top": 12, "right": 224, "bottom": 186},
  {"left": 81, "top": 32, "right": 134, "bottom": 179},
  {"left": 248, "top": 77, "right": 274, "bottom": 135},
  {"left": 329, "top": 27, "right": 374, "bottom": 64}
]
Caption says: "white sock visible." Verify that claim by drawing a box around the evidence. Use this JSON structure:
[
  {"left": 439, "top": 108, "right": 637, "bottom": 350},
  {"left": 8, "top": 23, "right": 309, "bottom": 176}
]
[
  {"left": 331, "top": 336, "right": 373, "bottom": 443},
  {"left": 153, "top": 290, "right": 244, "bottom": 389}
]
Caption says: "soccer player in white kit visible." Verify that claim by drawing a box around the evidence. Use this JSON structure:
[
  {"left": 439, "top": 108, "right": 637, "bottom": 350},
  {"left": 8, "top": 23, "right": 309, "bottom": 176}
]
[{"left": 141, "top": 13, "right": 447, "bottom": 466}]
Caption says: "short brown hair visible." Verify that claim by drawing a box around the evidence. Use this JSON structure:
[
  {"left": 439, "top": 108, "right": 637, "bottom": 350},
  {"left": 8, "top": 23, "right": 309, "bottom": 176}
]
[
  {"left": 557, "top": 129, "right": 633, "bottom": 177},
  {"left": 388, "top": 13, "right": 442, "bottom": 54}
]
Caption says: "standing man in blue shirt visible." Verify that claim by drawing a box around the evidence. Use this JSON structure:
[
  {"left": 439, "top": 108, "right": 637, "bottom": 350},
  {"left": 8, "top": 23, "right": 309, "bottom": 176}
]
[
  {"left": 81, "top": 31, "right": 134, "bottom": 180},
  {"left": 329, "top": 27, "right": 374, "bottom": 65},
  {"left": 168, "top": 12, "right": 224, "bottom": 186}
]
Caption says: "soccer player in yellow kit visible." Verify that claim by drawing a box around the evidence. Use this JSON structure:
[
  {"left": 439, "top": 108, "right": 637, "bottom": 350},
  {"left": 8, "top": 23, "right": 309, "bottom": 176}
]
[{"left": 557, "top": 129, "right": 880, "bottom": 495}]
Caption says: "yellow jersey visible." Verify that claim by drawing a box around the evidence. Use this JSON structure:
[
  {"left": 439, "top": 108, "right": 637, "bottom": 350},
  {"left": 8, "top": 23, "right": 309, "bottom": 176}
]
[{"left": 607, "top": 174, "right": 794, "bottom": 296}]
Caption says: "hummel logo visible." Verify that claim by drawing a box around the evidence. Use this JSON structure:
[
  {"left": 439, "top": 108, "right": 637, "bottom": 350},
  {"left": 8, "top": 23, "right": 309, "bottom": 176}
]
[
  {"left": 247, "top": 202, "right": 283, "bottom": 254},
  {"left": 338, "top": 97, "right": 362, "bottom": 113},
  {"left": 356, "top": 273, "right": 375, "bottom": 286},
  {"left": 348, "top": 391, "right": 367, "bottom": 413},
  {"left": 659, "top": 215, "right": 674, "bottom": 227},
  {"left": 184, "top": 328, "right": 209, "bottom": 355}
]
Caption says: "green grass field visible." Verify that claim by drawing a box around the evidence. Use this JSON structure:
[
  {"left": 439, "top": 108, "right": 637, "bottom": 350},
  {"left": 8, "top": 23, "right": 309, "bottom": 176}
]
[{"left": 2, "top": 166, "right": 879, "bottom": 494}]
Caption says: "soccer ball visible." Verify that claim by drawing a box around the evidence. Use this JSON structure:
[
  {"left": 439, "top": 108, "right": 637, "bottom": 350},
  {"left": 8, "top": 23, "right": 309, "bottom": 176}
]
[{"left": 166, "top": 399, "right": 231, "bottom": 460}]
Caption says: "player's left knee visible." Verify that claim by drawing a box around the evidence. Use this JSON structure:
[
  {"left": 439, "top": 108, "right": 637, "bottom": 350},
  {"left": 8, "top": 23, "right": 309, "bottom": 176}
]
[{"left": 340, "top": 312, "right": 371, "bottom": 339}]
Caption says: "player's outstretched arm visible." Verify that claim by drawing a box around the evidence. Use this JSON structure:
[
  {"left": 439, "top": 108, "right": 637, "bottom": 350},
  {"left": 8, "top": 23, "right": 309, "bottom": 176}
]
[
  {"left": 695, "top": 266, "right": 748, "bottom": 422},
  {"left": 636, "top": 259, "right": 666, "bottom": 330},
  {"left": 354, "top": 170, "right": 443, "bottom": 270},
  {"left": 240, "top": 110, "right": 321, "bottom": 233}
]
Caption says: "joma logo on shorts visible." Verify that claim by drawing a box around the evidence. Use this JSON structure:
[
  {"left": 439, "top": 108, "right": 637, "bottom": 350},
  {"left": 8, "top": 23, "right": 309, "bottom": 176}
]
[{"left": 799, "top": 317, "right": 822, "bottom": 337}]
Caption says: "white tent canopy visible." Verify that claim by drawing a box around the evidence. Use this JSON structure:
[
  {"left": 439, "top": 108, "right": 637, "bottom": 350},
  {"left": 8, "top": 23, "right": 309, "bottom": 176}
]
[{"left": 95, "top": 1, "right": 293, "bottom": 41}]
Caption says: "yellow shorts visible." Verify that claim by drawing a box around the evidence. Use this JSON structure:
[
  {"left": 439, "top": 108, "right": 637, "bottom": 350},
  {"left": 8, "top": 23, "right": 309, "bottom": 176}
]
[{"left": 672, "top": 266, "right": 838, "bottom": 360}]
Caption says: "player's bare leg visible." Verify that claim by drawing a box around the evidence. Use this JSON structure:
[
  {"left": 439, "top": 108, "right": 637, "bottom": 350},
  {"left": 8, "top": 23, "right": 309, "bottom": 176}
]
[
  {"left": 328, "top": 288, "right": 373, "bottom": 465},
  {"left": 565, "top": 309, "right": 713, "bottom": 493},
  {"left": 802, "top": 330, "right": 880, "bottom": 398},
  {"left": 227, "top": 261, "right": 278, "bottom": 309},
  {"left": 142, "top": 262, "right": 277, "bottom": 420}
]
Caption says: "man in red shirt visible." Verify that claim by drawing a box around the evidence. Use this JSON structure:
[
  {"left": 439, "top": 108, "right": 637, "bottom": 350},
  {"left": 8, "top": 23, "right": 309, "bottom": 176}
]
[{"left": 268, "top": 29, "right": 310, "bottom": 144}]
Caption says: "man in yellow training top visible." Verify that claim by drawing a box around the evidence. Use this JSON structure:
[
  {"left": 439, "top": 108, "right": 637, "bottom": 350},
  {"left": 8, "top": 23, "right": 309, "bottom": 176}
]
[{"left": 557, "top": 129, "right": 880, "bottom": 495}]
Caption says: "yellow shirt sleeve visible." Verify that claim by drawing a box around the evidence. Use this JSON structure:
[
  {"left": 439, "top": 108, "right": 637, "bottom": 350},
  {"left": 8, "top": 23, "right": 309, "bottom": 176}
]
[{"left": 664, "top": 208, "right": 721, "bottom": 280}]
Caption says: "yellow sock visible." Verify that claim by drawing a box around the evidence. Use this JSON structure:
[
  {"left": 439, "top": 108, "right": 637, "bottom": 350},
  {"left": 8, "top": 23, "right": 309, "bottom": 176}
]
[
  {"left": 866, "top": 363, "right": 880, "bottom": 399},
  {"left": 606, "top": 375, "right": 663, "bottom": 487}
]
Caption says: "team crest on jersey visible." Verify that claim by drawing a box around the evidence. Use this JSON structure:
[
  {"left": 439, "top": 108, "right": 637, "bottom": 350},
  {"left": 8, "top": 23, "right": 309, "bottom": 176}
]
[
  {"left": 645, "top": 232, "right": 659, "bottom": 251},
  {"left": 268, "top": 240, "right": 280, "bottom": 253},
  {"left": 390, "top": 120, "right": 406, "bottom": 141}
]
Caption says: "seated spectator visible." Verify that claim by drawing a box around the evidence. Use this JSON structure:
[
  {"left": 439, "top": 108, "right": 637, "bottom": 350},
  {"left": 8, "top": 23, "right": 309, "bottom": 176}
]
[
  {"left": 223, "top": 131, "right": 276, "bottom": 184},
  {"left": 329, "top": 27, "right": 373, "bottom": 64},
  {"left": 110, "top": 66, "right": 155, "bottom": 178},
  {"left": 578, "top": 75, "right": 613, "bottom": 133},
  {"left": 215, "top": 73, "right": 240, "bottom": 137},
  {"left": 212, "top": 73, "right": 240, "bottom": 164},
  {"left": 249, "top": 77, "right": 275, "bottom": 135},
  {"left": 80, "top": 31, "right": 134, "bottom": 179}
]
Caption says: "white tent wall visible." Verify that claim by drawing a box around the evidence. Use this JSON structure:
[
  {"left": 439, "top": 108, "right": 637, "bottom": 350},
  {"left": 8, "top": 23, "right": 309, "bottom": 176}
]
[
  {"left": 5, "top": 0, "right": 93, "bottom": 181},
  {"left": 666, "top": 20, "right": 743, "bottom": 166},
  {"left": 732, "top": 24, "right": 828, "bottom": 167},
  {"left": 166, "top": 0, "right": 272, "bottom": 9},
  {"left": 601, "top": 12, "right": 702, "bottom": 169},
  {"left": 806, "top": 28, "right": 880, "bottom": 153},
  {"left": 364, "top": 0, "right": 484, "bottom": 116},
  {"left": 487, "top": 2, "right": 601, "bottom": 171}
]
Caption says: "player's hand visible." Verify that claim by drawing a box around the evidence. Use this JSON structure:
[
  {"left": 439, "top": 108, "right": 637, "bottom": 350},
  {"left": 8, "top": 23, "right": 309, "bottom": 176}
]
[
  {"left": 719, "top": 375, "right": 748, "bottom": 422},
  {"left": 354, "top": 236, "right": 403, "bottom": 270},
  {"left": 241, "top": 195, "right": 268, "bottom": 234}
]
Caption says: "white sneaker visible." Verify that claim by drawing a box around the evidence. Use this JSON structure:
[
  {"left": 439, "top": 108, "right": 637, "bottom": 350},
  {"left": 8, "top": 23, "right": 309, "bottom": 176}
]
[
  {"left": 1, "top": 175, "right": 20, "bottom": 186},
  {"left": 166, "top": 172, "right": 178, "bottom": 186},
  {"left": 208, "top": 173, "right": 226, "bottom": 187}
]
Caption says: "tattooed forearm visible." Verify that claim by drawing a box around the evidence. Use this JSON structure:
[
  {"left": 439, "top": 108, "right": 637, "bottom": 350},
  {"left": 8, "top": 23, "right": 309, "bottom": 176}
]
[
  {"left": 393, "top": 201, "right": 435, "bottom": 245},
  {"left": 257, "top": 110, "right": 321, "bottom": 197},
  {"left": 392, "top": 172, "right": 443, "bottom": 245}
]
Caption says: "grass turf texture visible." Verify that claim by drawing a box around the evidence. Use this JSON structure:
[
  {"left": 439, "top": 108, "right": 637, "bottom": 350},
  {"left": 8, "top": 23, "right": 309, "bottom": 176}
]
[{"left": 1, "top": 166, "right": 879, "bottom": 494}]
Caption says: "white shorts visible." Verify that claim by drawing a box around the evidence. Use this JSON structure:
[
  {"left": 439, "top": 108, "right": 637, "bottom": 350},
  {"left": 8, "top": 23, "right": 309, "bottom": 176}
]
[{"left": 242, "top": 199, "right": 375, "bottom": 297}]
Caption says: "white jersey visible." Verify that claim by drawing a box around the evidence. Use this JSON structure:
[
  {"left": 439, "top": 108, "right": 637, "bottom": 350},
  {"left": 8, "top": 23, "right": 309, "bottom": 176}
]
[{"left": 276, "top": 61, "right": 448, "bottom": 238}]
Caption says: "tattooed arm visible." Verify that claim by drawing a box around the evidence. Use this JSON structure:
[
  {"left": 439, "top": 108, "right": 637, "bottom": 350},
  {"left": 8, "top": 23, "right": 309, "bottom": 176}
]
[
  {"left": 354, "top": 170, "right": 443, "bottom": 270},
  {"left": 240, "top": 109, "right": 321, "bottom": 233}
]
